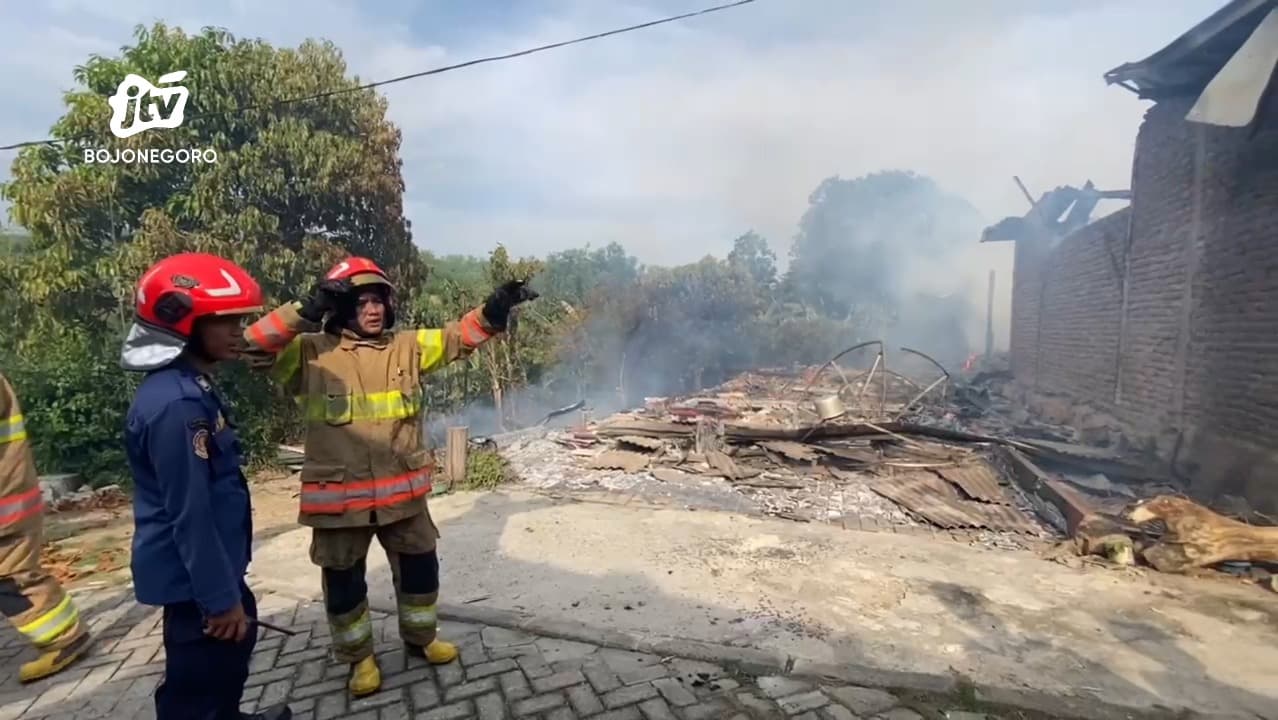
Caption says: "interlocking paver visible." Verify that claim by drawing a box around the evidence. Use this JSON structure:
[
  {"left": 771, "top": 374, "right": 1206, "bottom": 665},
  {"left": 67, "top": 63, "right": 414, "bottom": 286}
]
[
  {"left": 315, "top": 691, "right": 347, "bottom": 720},
  {"left": 0, "top": 587, "right": 943, "bottom": 720},
  {"left": 653, "top": 678, "right": 697, "bottom": 707},
  {"left": 382, "top": 665, "right": 433, "bottom": 691},
  {"left": 434, "top": 667, "right": 467, "bottom": 695},
  {"left": 824, "top": 686, "right": 897, "bottom": 716},
  {"left": 279, "top": 647, "right": 331, "bottom": 666},
  {"left": 594, "top": 706, "right": 642, "bottom": 720},
  {"left": 259, "top": 678, "right": 294, "bottom": 710},
  {"left": 349, "top": 687, "right": 406, "bottom": 713},
  {"left": 638, "top": 697, "right": 678, "bottom": 720},
  {"left": 459, "top": 644, "right": 489, "bottom": 667},
  {"left": 681, "top": 700, "right": 732, "bottom": 720},
  {"left": 292, "top": 678, "right": 349, "bottom": 700},
  {"left": 566, "top": 683, "right": 604, "bottom": 716},
  {"left": 419, "top": 700, "right": 475, "bottom": 720},
  {"left": 818, "top": 705, "right": 858, "bottom": 720},
  {"left": 511, "top": 691, "right": 566, "bottom": 716},
  {"left": 296, "top": 658, "right": 327, "bottom": 686},
  {"left": 776, "top": 691, "right": 829, "bottom": 715},
  {"left": 499, "top": 669, "right": 532, "bottom": 702},
  {"left": 602, "top": 682, "right": 659, "bottom": 709},
  {"left": 619, "top": 664, "right": 668, "bottom": 686},
  {"left": 410, "top": 680, "right": 442, "bottom": 709},
  {"left": 465, "top": 658, "right": 517, "bottom": 680},
  {"left": 583, "top": 663, "right": 623, "bottom": 694},
  {"left": 245, "top": 665, "right": 297, "bottom": 688},
  {"left": 514, "top": 654, "right": 552, "bottom": 679},
  {"left": 474, "top": 691, "right": 507, "bottom": 720},
  {"left": 530, "top": 669, "right": 586, "bottom": 694},
  {"left": 444, "top": 677, "right": 498, "bottom": 703}
]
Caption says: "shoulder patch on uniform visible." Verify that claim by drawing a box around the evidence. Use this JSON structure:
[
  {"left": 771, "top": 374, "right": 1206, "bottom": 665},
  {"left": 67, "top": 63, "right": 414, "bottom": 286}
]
[
  {"left": 192, "top": 428, "right": 210, "bottom": 459},
  {"left": 187, "top": 417, "right": 211, "bottom": 432}
]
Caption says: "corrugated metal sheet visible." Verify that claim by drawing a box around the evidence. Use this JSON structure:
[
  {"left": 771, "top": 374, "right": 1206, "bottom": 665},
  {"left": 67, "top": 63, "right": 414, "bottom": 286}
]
[
  {"left": 588, "top": 450, "right": 651, "bottom": 473},
  {"left": 869, "top": 473, "right": 1041, "bottom": 535},
  {"left": 759, "top": 441, "right": 822, "bottom": 462},
  {"left": 935, "top": 462, "right": 1007, "bottom": 504}
]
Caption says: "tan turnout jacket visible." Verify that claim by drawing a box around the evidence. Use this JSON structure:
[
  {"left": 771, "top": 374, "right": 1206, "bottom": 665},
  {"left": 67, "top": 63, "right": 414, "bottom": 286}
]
[
  {"left": 0, "top": 374, "right": 43, "bottom": 537},
  {"left": 244, "top": 303, "right": 496, "bottom": 528}
]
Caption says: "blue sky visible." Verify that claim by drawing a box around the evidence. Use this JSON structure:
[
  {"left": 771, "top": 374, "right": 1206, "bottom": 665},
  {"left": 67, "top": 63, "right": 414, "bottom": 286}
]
[{"left": 0, "top": 0, "right": 1222, "bottom": 276}]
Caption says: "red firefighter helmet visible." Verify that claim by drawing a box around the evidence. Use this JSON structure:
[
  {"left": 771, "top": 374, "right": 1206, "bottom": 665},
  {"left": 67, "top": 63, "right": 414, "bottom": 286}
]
[
  {"left": 324, "top": 256, "right": 396, "bottom": 331},
  {"left": 325, "top": 257, "right": 394, "bottom": 291},
  {"left": 121, "top": 253, "right": 264, "bottom": 371}
]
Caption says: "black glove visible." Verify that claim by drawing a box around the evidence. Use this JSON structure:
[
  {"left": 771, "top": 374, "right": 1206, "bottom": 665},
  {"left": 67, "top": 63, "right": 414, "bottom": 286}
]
[
  {"left": 482, "top": 280, "right": 540, "bottom": 330},
  {"left": 297, "top": 278, "right": 350, "bottom": 323}
]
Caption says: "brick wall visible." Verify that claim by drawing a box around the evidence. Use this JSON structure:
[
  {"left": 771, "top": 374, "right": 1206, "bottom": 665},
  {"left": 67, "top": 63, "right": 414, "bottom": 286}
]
[
  {"left": 1037, "top": 208, "right": 1130, "bottom": 413},
  {"left": 1010, "top": 92, "right": 1278, "bottom": 510}
]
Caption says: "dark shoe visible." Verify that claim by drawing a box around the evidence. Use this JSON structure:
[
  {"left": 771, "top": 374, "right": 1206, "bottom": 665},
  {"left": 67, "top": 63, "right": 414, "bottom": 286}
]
[{"left": 241, "top": 704, "right": 293, "bottom": 720}]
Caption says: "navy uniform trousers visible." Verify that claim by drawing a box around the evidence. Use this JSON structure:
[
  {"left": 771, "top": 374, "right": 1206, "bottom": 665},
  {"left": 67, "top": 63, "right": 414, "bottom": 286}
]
[{"left": 156, "top": 581, "right": 257, "bottom": 720}]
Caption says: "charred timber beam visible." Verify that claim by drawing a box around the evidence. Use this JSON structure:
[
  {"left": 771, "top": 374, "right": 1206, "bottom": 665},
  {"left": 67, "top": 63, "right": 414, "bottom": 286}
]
[{"left": 995, "top": 445, "right": 1095, "bottom": 536}]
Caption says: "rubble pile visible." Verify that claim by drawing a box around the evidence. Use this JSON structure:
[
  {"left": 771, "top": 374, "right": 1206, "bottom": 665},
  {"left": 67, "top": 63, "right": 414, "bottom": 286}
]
[
  {"left": 46, "top": 484, "right": 129, "bottom": 513},
  {"left": 503, "top": 359, "right": 1063, "bottom": 544},
  {"left": 498, "top": 348, "right": 1277, "bottom": 584}
]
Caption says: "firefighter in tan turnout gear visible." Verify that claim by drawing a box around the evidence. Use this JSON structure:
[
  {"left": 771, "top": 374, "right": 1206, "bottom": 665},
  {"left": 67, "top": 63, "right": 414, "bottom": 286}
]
[
  {"left": 0, "top": 373, "right": 92, "bottom": 682},
  {"left": 244, "top": 257, "right": 537, "bottom": 697}
]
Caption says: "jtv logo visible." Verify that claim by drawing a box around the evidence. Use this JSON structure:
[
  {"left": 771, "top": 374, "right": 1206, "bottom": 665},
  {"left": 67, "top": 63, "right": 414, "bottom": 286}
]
[
  {"left": 108, "top": 71, "right": 189, "bottom": 138},
  {"left": 84, "top": 70, "right": 218, "bottom": 165}
]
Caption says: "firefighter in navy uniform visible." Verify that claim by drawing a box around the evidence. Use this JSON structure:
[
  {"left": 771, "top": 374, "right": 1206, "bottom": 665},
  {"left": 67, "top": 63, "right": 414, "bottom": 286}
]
[
  {"left": 0, "top": 372, "right": 92, "bottom": 683},
  {"left": 121, "top": 253, "right": 292, "bottom": 720},
  {"left": 243, "top": 257, "right": 537, "bottom": 697}
]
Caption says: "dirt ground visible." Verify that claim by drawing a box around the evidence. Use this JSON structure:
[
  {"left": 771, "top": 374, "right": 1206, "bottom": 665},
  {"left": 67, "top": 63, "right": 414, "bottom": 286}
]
[{"left": 41, "top": 470, "right": 302, "bottom": 589}]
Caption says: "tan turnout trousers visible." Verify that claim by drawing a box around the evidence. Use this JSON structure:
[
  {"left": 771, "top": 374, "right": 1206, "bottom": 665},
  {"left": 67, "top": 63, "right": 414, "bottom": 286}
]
[{"left": 0, "top": 374, "right": 84, "bottom": 655}]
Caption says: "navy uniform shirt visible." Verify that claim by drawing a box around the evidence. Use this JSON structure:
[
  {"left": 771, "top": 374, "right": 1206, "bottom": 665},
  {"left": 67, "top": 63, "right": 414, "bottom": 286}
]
[{"left": 125, "top": 358, "right": 253, "bottom": 616}]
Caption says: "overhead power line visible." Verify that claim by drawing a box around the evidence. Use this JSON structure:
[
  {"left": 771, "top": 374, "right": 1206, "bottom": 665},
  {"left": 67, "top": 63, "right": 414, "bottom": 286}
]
[{"left": 0, "top": 0, "right": 759, "bottom": 152}]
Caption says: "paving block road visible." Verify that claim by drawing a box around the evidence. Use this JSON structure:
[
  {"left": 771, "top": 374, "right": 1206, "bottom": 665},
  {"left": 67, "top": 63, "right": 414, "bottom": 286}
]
[{"left": 0, "top": 586, "right": 961, "bottom": 720}]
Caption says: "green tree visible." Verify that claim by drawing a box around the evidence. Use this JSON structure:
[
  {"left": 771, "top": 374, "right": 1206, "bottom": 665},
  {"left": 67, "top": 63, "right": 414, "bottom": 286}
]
[
  {"left": 726, "top": 231, "right": 777, "bottom": 291},
  {"left": 0, "top": 22, "right": 420, "bottom": 480}
]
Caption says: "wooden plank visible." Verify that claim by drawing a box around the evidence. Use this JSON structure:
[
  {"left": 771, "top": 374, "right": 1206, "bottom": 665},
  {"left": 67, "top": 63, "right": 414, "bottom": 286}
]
[
  {"left": 995, "top": 445, "right": 1095, "bottom": 536},
  {"left": 445, "top": 426, "right": 469, "bottom": 489}
]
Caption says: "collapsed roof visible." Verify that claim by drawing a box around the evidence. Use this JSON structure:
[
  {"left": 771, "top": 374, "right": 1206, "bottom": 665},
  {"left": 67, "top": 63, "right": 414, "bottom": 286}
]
[{"left": 1106, "top": 0, "right": 1278, "bottom": 127}]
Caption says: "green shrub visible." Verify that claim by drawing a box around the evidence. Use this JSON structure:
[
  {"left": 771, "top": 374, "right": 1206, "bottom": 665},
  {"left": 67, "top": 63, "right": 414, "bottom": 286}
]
[
  {"left": 4, "top": 330, "right": 134, "bottom": 486},
  {"left": 460, "top": 449, "right": 513, "bottom": 491}
]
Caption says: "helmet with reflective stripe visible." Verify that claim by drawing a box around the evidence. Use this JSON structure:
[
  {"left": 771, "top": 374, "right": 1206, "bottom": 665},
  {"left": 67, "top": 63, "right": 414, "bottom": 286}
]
[
  {"left": 120, "top": 253, "right": 264, "bottom": 371},
  {"left": 324, "top": 256, "right": 397, "bottom": 331},
  {"left": 325, "top": 257, "right": 394, "bottom": 292}
]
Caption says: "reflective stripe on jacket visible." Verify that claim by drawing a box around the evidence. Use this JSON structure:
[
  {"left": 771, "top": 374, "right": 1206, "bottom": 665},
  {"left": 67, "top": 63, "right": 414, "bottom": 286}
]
[
  {"left": 0, "top": 374, "right": 44, "bottom": 536},
  {"left": 244, "top": 301, "right": 497, "bottom": 528}
]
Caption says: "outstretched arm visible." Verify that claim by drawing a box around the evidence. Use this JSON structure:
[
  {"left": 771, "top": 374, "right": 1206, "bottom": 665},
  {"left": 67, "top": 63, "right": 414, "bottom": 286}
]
[
  {"left": 415, "top": 307, "right": 496, "bottom": 376},
  {"left": 416, "top": 280, "right": 540, "bottom": 375}
]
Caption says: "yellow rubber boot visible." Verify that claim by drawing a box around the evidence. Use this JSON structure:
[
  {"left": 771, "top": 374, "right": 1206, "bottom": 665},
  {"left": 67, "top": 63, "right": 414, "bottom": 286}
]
[
  {"left": 424, "top": 639, "right": 458, "bottom": 665},
  {"left": 20, "top": 629, "right": 92, "bottom": 684},
  {"left": 348, "top": 655, "right": 381, "bottom": 697}
]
